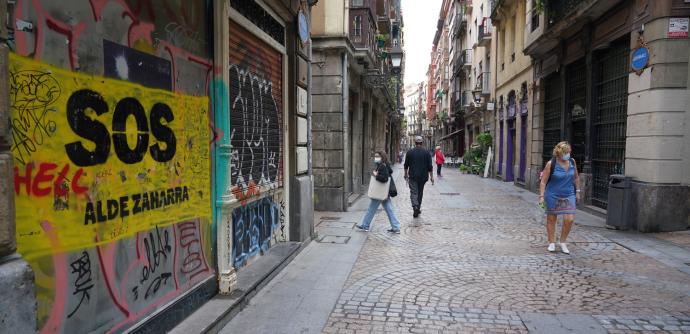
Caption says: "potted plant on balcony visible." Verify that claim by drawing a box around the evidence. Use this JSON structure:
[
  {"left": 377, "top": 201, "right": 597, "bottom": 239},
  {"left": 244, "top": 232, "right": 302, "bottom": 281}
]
[{"left": 376, "top": 34, "right": 387, "bottom": 48}]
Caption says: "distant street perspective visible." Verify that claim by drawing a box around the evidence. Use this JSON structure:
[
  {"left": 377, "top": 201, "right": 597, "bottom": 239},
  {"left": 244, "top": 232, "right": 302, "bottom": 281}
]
[{"left": 221, "top": 166, "right": 690, "bottom": 334}]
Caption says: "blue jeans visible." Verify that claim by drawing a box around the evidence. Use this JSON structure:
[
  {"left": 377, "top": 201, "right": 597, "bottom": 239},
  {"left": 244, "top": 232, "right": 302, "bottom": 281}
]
[{"left": 360, "top": 198, "right": 401, "bottom": 230}]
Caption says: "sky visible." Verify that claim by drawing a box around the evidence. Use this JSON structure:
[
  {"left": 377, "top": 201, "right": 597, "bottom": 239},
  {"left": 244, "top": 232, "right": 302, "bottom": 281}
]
[{"left": 402, "top": 0, "right": 443, "bottom": 87}]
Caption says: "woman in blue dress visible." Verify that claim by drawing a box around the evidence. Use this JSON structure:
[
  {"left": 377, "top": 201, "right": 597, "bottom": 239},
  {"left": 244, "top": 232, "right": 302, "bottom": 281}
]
[{"left": 539, "top": 142, "right": 581, "bottom": 254}]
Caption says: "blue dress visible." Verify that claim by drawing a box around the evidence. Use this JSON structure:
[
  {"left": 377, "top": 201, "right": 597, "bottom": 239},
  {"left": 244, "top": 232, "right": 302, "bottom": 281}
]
[{"left": 545, "top": 161, "right": 577, "bottom": 215}]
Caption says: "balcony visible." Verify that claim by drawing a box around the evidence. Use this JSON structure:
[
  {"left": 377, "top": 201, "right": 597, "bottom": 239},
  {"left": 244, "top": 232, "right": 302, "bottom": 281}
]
[
  {"left": 478, "top": 18, "right": 492, "bottom": 47},
  {"left": 461, "top": 90, "right": 473, "bottom": 109},
  {"left": 547, "top": 0, "right": 582, "bottom": 28},
  {"left": 476, "top": 72, "right": 491, "bottom": 95},
  {"left": 524, "top": 0, "right": 619, "bottom": 58},
  {"left": 458, "top": 49, "right": 472, "bottom": 70}
]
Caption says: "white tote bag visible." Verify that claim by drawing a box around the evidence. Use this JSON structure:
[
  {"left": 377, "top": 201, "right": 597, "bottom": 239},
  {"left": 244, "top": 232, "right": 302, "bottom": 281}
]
[{"left": 367, "top": 175, "right": 390, "bottom": 201}]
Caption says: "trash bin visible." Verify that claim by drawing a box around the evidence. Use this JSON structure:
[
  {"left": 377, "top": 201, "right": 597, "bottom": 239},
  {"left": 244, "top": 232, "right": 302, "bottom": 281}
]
[{"left": 606, "top": 175, "right": 632, "bottom": 230}]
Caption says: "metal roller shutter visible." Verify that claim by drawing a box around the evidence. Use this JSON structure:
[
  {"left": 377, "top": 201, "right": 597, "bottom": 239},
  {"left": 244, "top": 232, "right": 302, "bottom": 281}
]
[{"left": 228, "top": 19, "right": 284, "bottom": 191}]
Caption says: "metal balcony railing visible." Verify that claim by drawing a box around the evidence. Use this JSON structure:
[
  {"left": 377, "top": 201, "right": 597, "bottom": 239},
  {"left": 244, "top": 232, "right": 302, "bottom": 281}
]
[
  {"left": 461, "top": 49, "right": 472, "bottom": 68},
  {"left": 461, "top": 90, "right": 473, "bottom": 108},
  {"left": 478, "top": 18, "right": 492, "bottom": 47},
  {"left": 476, "top": 72, "right": 490, "bottom": 95}
]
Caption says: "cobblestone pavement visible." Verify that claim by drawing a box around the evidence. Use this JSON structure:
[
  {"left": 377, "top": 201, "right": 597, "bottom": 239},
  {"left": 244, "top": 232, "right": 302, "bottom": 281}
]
[{"left": 322, "top": 167, "right": 690, "bottom": 334}]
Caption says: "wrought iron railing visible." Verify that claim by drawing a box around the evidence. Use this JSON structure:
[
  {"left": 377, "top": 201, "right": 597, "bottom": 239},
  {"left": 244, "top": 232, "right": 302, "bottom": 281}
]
[
  {"left": 478, "top": 19, "right": 492, "bottom": 46},
  {"left": 476, "top": 72, "right": 491, "bottom": 95}
]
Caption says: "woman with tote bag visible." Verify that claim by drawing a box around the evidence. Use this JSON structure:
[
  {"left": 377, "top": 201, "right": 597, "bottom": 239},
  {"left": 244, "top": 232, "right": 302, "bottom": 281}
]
[{"left": 356, "top": 151, "right": 401, "bottom": 233}]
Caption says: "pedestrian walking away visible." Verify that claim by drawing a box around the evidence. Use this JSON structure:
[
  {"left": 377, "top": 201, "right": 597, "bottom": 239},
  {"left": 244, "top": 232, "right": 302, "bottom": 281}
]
[
  {"left": 539, "top": 141, "right": 581, "bottom": 254},
  {"left": 404, "top": 136, "right": 434, "bottom": 218},
  {"left": 435, "top": 146, "right": 445, "bottom": 177},
  {"left": 356, "top": 151, "right": 401, "bottom": 233}
]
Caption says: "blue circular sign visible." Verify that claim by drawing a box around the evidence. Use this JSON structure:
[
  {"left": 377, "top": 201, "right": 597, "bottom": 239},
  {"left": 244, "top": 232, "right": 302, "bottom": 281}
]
[
  {"left": 298, "top": 11, "right": 309, "bottom": 44},
  {"left": 631, "top": 47, "right": 649, "bottom": 72}
]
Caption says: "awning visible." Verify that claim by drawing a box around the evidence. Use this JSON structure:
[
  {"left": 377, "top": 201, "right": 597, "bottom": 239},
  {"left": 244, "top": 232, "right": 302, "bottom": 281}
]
[{"left": 439, "top": 129, "right": 463, "bottom": 141}]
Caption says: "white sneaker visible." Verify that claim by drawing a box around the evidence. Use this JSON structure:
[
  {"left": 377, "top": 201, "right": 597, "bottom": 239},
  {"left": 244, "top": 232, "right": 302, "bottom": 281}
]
[
  {"left": 560, "top": 243, "right": 570, "bottom": 254},
  {"left": 547, "top": 243, "right": 556, "bottom": 252}
]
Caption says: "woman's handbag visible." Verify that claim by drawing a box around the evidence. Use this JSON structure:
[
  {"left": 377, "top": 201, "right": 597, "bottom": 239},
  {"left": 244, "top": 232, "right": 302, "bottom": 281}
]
[
  {"left": 367, "top": 175, "right": 390, "bottom": 201},
  {"left": 389, "top": 177, "right": 398, "bottom": 197}
]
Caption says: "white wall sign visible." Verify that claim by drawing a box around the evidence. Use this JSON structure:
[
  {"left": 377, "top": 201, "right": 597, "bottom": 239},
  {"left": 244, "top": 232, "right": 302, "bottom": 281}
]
[
  {"left": 297, "top": 116, "right": 308, "bottom": 145},
  {"left": 296, "top": 147, "right": 308, "bottom": 174},
  {"left": 298, "top": 86, "right": 308, "bottom": 116},
  {"left": 668, "top": 18, "right": 689, "bottom": 38}
]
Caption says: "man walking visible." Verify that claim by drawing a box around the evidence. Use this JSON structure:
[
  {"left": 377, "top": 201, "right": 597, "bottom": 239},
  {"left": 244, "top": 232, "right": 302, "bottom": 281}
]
[{"left": 404, "top": 136, "right": 434, "bottom": 218}]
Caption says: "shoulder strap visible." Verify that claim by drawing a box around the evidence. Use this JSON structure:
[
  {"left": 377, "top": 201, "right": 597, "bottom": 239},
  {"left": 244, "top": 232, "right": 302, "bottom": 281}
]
[{"left": 547, "top": 157, "right": 556, "bottom": 184}]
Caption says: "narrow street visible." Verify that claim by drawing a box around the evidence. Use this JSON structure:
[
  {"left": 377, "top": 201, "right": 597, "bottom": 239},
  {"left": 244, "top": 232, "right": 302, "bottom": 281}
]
[{"left": 223, "top": 165, "right": 690, "bottom": 334}]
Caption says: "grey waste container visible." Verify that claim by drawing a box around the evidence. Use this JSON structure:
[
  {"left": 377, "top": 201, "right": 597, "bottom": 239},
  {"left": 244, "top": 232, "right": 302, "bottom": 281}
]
[{"left": 606, "top": 175, "right": 632, "bottom": 230}]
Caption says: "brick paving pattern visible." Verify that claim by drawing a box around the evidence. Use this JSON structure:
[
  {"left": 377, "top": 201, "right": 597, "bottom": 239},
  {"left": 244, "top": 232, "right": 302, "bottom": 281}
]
[{"left": 322, "top": 168, "right": 690, "bottom": 333}]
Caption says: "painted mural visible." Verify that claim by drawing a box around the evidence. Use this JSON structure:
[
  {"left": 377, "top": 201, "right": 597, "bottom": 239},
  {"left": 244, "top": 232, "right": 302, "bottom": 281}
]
[{"left": 10, "top": 54, "right": 213, "bottom": 333}]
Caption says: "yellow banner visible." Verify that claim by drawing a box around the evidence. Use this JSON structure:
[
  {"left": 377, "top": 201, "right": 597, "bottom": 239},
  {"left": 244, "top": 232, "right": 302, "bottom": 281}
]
[{"left": 10, "top": 54, "right": 211, "bottom": 260}]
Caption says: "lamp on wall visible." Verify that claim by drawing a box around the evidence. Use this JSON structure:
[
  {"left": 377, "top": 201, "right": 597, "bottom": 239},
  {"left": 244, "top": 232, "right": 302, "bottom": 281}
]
[
  {"left": 389, "top": 44, "right": 404, "bottom": 74},
  {"left": 472, "top": 88, "right": 482, "bottom": 103}
]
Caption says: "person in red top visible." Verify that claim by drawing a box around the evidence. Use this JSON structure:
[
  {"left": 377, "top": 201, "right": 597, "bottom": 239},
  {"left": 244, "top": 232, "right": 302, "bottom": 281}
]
[{"left": 435, "top": 146, "right": 445, "bottom": 177}]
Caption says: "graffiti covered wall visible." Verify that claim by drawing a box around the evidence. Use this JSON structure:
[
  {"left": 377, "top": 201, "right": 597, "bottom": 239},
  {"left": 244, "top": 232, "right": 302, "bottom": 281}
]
[
  {"left": 9, "top": 0, "right": 214, "bottom": 332},
  {"left": 228, "top": 18, "right": 286, "bottom": 268}
]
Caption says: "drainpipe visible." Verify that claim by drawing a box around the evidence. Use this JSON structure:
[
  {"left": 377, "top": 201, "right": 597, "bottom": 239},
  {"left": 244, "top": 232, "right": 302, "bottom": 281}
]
[{"left": 341, "top": 52, "right": 350, "bottom": 208}]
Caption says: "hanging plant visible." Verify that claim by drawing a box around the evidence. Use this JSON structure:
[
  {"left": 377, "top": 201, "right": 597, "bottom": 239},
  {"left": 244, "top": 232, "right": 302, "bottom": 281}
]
[
  {"left": 534, "top": 0, "right": 545, "bottom": 14},
  {"left": 376, "top": 33, "right": 386, "bottom": 48}
]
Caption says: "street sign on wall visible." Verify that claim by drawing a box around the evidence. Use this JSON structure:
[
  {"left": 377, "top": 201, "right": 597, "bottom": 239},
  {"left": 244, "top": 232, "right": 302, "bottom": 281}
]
[
  {"left": 668, "top": 18, "right": 689, "bottom": 38},
  {"left": 631, "top": 47, "right": 650, "bottom": 74}
]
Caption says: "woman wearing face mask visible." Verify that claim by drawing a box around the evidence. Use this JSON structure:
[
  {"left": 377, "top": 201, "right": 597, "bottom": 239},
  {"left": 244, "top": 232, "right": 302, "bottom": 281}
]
[
  {"left": 539, "top": 141, "right": 581, "bottom": 254},
  {"left": 356, "top": 151, "right": 401, "bottom": 233}
]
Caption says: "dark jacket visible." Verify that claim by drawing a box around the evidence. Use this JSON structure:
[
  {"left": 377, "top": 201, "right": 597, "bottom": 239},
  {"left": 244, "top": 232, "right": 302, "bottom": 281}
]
[
  {"left": 404, "top": 147, "right": 433, "bottom": 181},
  {"left": 374, "top": 163, "right": 393, "bottom": 183}
]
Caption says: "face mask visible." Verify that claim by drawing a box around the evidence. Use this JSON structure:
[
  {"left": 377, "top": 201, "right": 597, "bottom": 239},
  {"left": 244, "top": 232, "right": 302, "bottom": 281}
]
[
  {"left": 374, "top": 157, "right": 381, "bottom": 163},
  {"left": 561, "top": 153, "right": 571, "bottom": 161}
]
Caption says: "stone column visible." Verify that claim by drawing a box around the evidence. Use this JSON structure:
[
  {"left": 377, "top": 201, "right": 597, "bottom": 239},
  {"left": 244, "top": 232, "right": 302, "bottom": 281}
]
[
  {"left": 626, "top": 20, "right": 690, "bottom": 232},
  {"left": 0, "top": 0, "right": 37, "bottom": 331}
]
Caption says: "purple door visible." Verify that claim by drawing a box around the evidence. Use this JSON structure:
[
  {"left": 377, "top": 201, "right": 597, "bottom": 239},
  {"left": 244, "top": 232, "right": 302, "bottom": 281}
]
[
  {"left": 519, "top": 115, "right": 527, "bottom": 181},
  {"left": 498, "top": 122, "right": 504, "bottom": 175},
  {"left": 506, "top": 120, "right": 515, "bottom": 182}
]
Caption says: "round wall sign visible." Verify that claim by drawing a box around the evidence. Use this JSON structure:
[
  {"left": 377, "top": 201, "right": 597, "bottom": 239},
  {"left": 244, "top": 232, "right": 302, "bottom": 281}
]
[
  {"left": 631, "top": 47, "right": 649, "bottom": 73},
  {"left": 298, "top": 11, "right": 309, "bottom": 44}
]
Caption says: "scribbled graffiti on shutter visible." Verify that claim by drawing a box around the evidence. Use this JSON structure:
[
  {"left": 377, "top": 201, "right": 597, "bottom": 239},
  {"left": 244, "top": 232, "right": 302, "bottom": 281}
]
[{"left": 228, "top": 19, "right": 283, "bottom": 196}]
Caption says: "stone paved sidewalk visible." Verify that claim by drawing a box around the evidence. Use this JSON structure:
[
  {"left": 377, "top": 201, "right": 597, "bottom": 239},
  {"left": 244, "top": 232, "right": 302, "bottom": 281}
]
[{"left": 322, "top": 166, "right": 690, "bottom": 334}]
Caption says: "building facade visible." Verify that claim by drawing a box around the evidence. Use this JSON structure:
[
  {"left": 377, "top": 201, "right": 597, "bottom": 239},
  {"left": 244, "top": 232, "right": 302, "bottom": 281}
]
[
  {"left": 311, "top": 0, "right": 404, "bottom": 211},
  {"left": 0, "top": 0, "right": 315, "bottom": 332},
  {"left": 518, "top": 0, "right": 690, "bottom": 231},
  {"left": 491, "top": 0, "right": 535, "bottom": 185}
]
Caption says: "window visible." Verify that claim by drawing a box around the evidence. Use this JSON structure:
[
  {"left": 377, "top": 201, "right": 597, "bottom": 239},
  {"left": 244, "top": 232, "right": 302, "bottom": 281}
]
[
  {"left": 352, "top": 0, "right": 364, "bottom": 7},
  {"left": 510, "top": 15, "right": 516, "bottom": 58},
  {"left": 354, "top": 16, "right": 362, "bottom": 36},
  {"left": 531, "top": 0, "right": 540, "bottom": 32}
]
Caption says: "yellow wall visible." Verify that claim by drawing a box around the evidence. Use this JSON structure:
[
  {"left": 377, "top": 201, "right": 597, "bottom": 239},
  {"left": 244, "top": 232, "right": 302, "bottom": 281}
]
[{"left": 311, "top": 0, "right": 347, "bottom": 37}]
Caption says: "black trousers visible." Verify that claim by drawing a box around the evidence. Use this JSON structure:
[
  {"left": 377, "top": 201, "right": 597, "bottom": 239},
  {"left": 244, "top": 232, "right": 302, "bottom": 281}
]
[
  {"left": 408, "top": 178, "right": 426, "bottom": 210},
  {"left": 437, "top": 164, "right": 442, "bottom": 176}
]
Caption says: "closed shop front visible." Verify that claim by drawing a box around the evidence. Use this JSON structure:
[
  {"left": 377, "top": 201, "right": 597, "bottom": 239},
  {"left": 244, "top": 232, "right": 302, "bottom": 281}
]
[
  {"left": 591, "top": 39, "right": 629, "bottom": 209},
  {"left": 228, "top": 13, "right": 287, "bottom": 268}
]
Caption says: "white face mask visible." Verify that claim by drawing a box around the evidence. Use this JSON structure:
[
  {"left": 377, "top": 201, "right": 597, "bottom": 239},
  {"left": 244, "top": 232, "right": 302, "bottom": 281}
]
[
  {"left": 561, "top": 153, "right": 571, "bottom": 161},
  {"left": 374, "top": 157, "right": 381, "bottom": 163}
]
